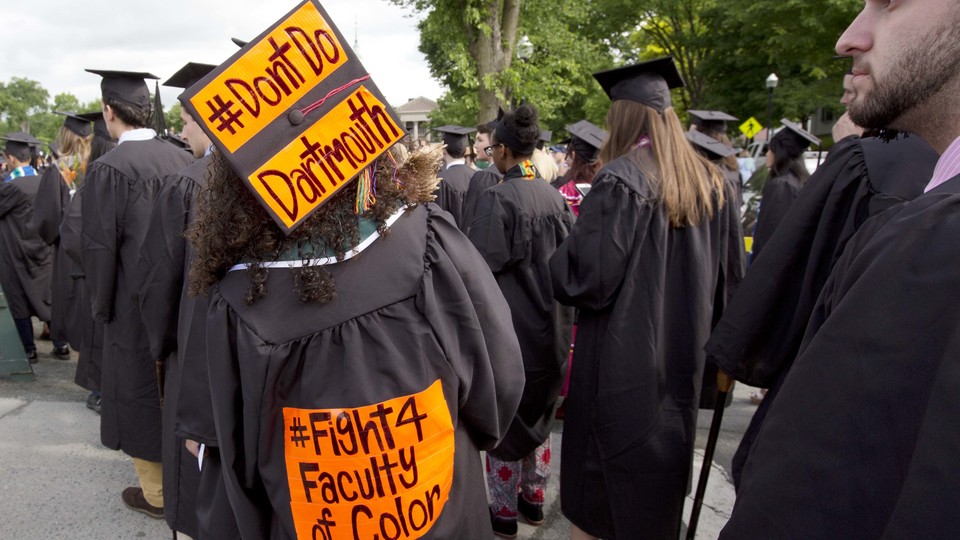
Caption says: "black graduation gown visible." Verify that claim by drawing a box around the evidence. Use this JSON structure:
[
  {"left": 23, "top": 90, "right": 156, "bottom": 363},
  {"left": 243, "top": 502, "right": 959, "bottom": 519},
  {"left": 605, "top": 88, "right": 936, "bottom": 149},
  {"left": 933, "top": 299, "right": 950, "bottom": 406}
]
[
  {"left": 434, "top": 163, "right": 473, "bottom": 226},
  {"left": 138, "top": 155, "right": 212, "bottom": 537},
  {"left": 720, "top": 174, "right": 960, "bottom": 539},
  {"left": 0, "top": 174, "right": 53, "bottom": 320},
  {"left": 61, "top": 185, "right": 104, "bottom": 391},
  {"left": 467, "top": 164, "right": 575, "bottom": 461},
  {"left": 82, "top": 137, "right": 192, "bottom": 461},
  {"left": 33, "top": 166, "right": 73, "bottom": 344},
  {"left": 705, "top": 134, "right": 937, "bottom": 486},
  {"left": 203, "top": 204, "right": 524, "bottom": 539},
  {"left": 751, "top": 169, "right": 805, "bottom": 260},
  {"left": 459, "top": 168, "right": 502, "bottom": 234},
  {"left": 699, "top": 166, "right": 747, "bottom": 410},
  {"left": 549, "top": 155, "right": 741, "bottom": 540}
]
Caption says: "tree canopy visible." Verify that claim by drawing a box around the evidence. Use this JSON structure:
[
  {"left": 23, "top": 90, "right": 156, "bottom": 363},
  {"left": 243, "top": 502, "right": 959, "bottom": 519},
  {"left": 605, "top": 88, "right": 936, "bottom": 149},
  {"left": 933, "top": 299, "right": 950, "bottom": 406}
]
[{"left": 395, "top": 0, "right": 861, "bottom": 143}]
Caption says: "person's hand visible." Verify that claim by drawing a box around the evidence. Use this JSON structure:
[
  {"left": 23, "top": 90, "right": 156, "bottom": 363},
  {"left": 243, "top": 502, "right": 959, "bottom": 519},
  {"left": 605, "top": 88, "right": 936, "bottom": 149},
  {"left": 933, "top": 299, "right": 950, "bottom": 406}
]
[{"left": 185, "top": 439, "right": 201, "bottom": 458}]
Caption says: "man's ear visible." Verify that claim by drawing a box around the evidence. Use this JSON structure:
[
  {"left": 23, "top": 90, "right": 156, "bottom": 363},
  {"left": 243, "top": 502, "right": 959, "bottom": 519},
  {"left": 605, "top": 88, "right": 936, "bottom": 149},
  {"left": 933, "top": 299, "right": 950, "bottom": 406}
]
[{"left": 102, "top": 102, "right": 115, "bottom": 122}]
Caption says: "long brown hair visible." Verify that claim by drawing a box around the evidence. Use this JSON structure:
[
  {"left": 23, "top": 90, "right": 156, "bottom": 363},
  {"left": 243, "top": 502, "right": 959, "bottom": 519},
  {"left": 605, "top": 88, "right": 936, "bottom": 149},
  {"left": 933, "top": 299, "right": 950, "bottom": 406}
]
[
  {"left": 187, "top": 144, "right": 442, "bottom": 304},
  {"left": 600, "top": 100, "right": 725, "bottom": 227}
]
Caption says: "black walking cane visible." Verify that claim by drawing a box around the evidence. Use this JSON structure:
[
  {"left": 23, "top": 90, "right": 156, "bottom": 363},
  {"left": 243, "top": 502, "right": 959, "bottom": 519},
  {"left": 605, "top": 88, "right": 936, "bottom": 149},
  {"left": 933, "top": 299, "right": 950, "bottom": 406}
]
[{"left": 686, "top": 370, "right": 736, "bottom": 540}]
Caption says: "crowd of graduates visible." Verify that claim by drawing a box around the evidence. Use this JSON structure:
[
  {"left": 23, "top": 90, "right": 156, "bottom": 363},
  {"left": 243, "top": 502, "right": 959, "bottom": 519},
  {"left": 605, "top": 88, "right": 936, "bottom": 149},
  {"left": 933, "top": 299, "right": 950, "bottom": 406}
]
[{"left": 3, "top": 0, "right": 960, "bottom": 538}]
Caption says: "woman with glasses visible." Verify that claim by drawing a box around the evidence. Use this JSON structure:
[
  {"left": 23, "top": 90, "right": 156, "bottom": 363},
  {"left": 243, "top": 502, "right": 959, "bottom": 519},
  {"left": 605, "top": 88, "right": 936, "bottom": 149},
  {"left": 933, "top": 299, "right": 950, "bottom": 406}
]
[{"left": 467, "top": 104, "right": 575, "bottom": 538}]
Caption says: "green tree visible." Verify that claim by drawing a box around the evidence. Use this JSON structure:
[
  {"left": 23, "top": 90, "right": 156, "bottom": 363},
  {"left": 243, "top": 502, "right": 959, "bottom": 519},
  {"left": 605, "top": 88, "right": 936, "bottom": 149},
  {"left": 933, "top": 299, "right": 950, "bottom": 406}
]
[
  {"left": 165, "top": 102, "right": 184, "bottom": 134},
  {"left": 0, "top": 77, "right": 50, "bottom": 134},
  {"left": 394, "top": 0, "right": 524, "bottom": 123},
  {"left": 395, "top": 0, "right": 613, "bottom": 135},
  {"left": 696, "top": 0, "right": 861, "bottom": 130}
]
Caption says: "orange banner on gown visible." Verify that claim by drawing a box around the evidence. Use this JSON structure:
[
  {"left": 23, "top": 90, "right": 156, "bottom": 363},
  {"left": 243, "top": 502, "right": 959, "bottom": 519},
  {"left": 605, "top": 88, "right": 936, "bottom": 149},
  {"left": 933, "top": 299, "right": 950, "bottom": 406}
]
[{"left": 283, "top": 379, "right": 455, "bottom": 540}]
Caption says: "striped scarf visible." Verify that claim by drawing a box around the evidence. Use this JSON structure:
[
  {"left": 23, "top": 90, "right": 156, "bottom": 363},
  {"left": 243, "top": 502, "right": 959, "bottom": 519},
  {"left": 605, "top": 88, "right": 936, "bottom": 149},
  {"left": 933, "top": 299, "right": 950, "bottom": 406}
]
[{"left": 4, "top": 165, "right": 37, "bottom": 182}]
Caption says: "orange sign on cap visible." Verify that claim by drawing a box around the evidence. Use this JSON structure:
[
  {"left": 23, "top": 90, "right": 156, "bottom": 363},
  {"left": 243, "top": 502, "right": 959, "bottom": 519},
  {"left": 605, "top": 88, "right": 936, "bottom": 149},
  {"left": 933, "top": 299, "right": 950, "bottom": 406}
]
[
  {"left": 283, "top": 380, "right": 454, "bottom": 540},
  {"left": 180, "top": 0, "right": 406, "bottom": 234},
  {"left": 251, "top": 85, "right": 403, "bottom": 230},
  {"left": 189, "top": 1, "right": 348, "bottom": 153}
]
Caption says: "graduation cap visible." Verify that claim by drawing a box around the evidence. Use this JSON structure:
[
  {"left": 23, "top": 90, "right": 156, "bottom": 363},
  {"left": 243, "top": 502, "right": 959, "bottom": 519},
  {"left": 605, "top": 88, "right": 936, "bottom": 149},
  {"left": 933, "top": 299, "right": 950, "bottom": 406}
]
[
  {"left": 562, "top": 119, "right": 607, "bottom": 163},
  {"left": 164, "top": 132, "right": 190, "bottom": 150},
  {"left": 433, "top": 125, "right": 475, "bottom": 158},
  {"left": 593, "top": 56, "right": 684, "bottom": 113},
  {"left": 85, "top": 69, "right": 159, "bottom": 110},
  {"left": 231, "top": 37, "right": 248, "bottom": 48},
  {"left": 686, "top": 129, "right": 737, "bottom": 160},
  {"left": 49, "top": 141, "right": 62, "bottom": 159},
  {"left": 77, "top": 111, "right": 111, "bottom": 141},
  {"left": 180, "top": 0, "right": 407, "bottom": 233},
  {"left": 164, "top": 62, "right": 217, "bottom": 89},
  {"left": 536, "top": 128, "right": 552, "bottom": 150},
  {"left": 779, "top": 118, "right": 822, "bottom": 147},
  {"left": 54, "top": 111, "right": 93, "bottom": 137},
  {"left": 2, "top": 132, "right": 42, "bottom": 161},
  {"left": 688, "top": 110, "right": 738, "bottom": 133}
]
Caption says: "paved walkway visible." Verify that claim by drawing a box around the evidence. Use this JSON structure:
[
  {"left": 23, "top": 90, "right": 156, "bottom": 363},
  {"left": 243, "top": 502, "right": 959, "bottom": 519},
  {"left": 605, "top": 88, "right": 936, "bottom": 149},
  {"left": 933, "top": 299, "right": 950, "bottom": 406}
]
[{"left": 0, "top": 348, "right": 757, "bottom": 539}]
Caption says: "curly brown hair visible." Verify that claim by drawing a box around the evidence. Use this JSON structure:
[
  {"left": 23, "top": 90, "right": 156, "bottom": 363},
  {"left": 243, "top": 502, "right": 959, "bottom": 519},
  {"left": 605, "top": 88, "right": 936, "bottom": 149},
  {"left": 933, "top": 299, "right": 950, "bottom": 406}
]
[{"left": 187, "top": 144, "right": 443, "bottom": 305}]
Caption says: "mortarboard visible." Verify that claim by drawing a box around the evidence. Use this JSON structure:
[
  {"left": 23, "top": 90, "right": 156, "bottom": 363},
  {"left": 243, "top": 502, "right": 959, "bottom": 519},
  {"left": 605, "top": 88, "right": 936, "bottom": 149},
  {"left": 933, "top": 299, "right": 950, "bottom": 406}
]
[
  {"left": 85, "top": 69, "right": 159, "bottom": 110},
  {"left": 54, "top": 111, "right": 93, "bottom": 137},
  {"left": 433, "top": 125, "right": 476, "bottom": 158},
  {"left": 686, "top": 129, "right": 738, "bottom": 160},
  {"left": 688, "top": 110, "right": 738, "bottom": 133},
  {"left": 164, "top": 63, "right": 217, "bottom": 89},
  {"left": 77, "top": 111, "right": 111, "bottom": 141},
  {"left": 779, "top": 118, "right": 822, "bottom": 147},
  {"left": 180, "top": 0, "right": 408, "bottom": 234},
  {"left": 593, "top": 56, "right": 684, "bottom": 113},
  {"left": 164, "top": 132, "right": 191, "bottom": 151},
  {"left": 1, "top": 132, "right": 42, "bottom": 161},
  {"left": 536, "top": 128, "right": 552, "bottom": 150},
  {"left": 232, "top": 37, "right": 248, "bottom": 48},
  {"left": 562, "top": 119, "right": 607, "bottom": 163},
  {"left": 49, "top": 141, "right": 61, "bottom": 159}
]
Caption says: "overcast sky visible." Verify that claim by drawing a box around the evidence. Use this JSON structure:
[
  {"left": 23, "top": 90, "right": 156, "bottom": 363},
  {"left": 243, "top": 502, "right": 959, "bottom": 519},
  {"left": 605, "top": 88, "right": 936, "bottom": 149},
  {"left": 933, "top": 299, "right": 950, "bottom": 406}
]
[{"left": 1, "top": 0, "right": 444, "bottom": 110}]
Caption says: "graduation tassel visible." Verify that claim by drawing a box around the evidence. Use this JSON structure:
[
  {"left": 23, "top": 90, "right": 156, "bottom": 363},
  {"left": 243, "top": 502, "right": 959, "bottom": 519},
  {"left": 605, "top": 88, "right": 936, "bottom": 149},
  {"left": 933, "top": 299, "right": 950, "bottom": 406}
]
[
  {"left": 354, "top": 163, "right": 377, "bottom": 214},
  {"left": 384, "top": 149, "right": 401, "bottom": 187}
]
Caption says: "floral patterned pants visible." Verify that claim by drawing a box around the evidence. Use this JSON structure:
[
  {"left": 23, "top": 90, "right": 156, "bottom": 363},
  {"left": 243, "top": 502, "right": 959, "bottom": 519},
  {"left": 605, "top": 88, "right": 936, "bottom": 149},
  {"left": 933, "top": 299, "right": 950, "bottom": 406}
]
[{"left": 486, "top": 437, "right": 552, "bottom": 518}]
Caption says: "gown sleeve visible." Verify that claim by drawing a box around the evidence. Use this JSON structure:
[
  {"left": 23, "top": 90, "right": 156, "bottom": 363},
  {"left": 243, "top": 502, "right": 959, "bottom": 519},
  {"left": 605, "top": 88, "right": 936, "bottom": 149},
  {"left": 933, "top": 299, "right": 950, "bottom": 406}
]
[
  {"left": 137, "top": 175, "right": 190, "bottom": 361},
  {"left": 550, "top": 172, "right": 654, "bottom": 311},
  {"left": 205, "top": 290, "right": 272, "bottom": 538},
  {"left": 419, "top": 206, "right": 525, "bottom": 450},
  {"left": 751, "top": 174, "right": 799, "bottom": 261},
  {"left": 33, "top": 166, "right": 68, "bottom": 245},
  {"left": 466, "top": 189, "right": 519, "bottom": 273},
  {"left": 81, "top": 162, "right": 125, "bottom": 322},
  {"left": 0, "top": 182, "right": 27, "bottom": 219}
]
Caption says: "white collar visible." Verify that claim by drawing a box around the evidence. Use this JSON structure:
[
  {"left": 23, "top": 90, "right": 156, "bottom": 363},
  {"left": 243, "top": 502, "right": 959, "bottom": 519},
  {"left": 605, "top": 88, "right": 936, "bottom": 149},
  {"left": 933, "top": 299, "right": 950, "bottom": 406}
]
[
  {"left": 445, "top": 159, "right": 466, "bottom": 170},
  {"left": 118, "top": 128, "right": 158, "bottom": 145},
  {"left": 227, "top": 206, "right": 408, "bottom": 273}
]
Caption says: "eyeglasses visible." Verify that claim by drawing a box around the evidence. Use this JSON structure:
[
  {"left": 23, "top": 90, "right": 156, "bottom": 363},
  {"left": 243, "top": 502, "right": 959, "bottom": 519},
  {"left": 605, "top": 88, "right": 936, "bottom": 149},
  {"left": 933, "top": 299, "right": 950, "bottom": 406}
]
[{"left": 483, "top": 144, "right": 502, "bottom": 157}]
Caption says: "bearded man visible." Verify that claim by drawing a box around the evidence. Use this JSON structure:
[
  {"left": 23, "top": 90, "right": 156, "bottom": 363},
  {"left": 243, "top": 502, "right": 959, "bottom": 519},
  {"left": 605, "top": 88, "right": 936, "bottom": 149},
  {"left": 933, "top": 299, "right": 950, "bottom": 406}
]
[{"left": 720, "top": 0, "right": 960, "bottom": 537}]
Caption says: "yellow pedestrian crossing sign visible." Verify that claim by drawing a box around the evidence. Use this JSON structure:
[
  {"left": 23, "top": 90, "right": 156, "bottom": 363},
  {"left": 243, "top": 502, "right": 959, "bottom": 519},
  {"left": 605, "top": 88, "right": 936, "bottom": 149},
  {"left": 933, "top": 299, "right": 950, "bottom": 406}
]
[{"left": 739, "top": 117, "right": 763, "bottom": 139}]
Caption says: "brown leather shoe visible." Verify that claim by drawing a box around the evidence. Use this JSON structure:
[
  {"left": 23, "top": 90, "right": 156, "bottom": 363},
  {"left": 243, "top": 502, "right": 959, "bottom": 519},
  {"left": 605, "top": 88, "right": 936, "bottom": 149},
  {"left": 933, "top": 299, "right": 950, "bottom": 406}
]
[{"left": 122, "top": 487, "right": 163, "bottom": 519}]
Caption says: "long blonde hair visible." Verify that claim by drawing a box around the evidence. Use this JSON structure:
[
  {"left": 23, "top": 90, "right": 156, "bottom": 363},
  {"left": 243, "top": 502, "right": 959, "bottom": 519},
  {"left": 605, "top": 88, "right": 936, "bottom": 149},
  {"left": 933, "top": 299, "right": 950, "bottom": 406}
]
[
  {"left": 600, "top": 100, "right": 725, "bottom": 227},
  {"left": 54, "top": 126, "right": 92, "bottom": 188}
]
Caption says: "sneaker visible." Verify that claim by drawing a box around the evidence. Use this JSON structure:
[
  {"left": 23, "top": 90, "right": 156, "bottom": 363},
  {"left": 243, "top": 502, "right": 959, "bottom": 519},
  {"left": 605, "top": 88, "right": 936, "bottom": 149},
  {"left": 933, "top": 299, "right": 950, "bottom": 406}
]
[
  {"left": 86, "top": 393, "right": 99, "bottom": 412},
  {"left": 51, "top": 346, "right": 71, "bottom": 360},
  {"left": 490, "top": 508, "right": 518, "bottom": 539},
  {"left": 121, "top": 487, "right": 163, "bottom": 519},
  {"left": 518, "top": 496, "right": 544, "bottom": 526},
  {"left": 26, "top": 350, "right": 38, "bottom": 364}
]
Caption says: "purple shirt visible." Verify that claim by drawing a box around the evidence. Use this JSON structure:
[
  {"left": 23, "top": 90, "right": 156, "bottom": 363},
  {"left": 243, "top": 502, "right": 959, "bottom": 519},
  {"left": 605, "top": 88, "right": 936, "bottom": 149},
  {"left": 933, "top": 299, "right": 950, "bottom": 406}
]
[{"left": 924, "top": 135, "right": 960, "bottom": 192}]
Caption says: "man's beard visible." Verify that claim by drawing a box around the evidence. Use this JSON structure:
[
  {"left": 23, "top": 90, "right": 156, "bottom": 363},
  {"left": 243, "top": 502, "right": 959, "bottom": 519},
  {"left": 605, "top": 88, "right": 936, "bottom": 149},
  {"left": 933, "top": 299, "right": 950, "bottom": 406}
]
[{"left": 849, "top": 18, "right": 960, "bottom": 131}]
